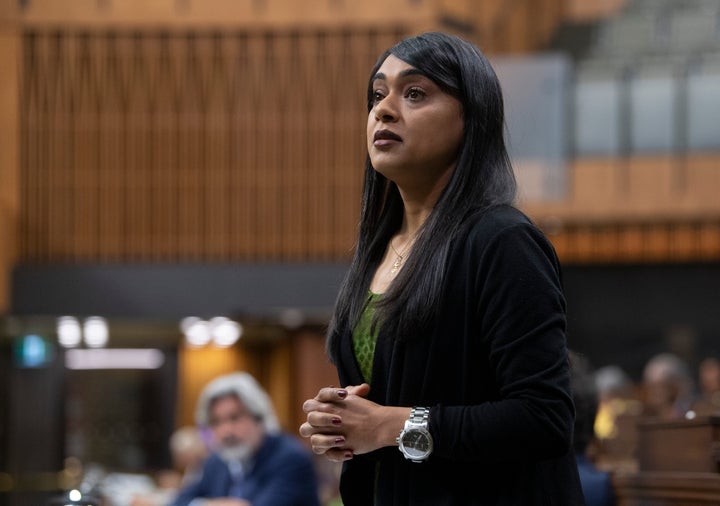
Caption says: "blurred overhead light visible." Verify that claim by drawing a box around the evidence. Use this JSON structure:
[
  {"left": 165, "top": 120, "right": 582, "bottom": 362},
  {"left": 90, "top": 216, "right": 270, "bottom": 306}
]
[
  {"left": 58, "top": 316, "right": 110, "bottom": 348},
  {"left": 181, "top": 316, "right": 242, "bottom": 347},
  {"left": 57, "top": 316, "right": 82, "bottom": 348},
  {"left": 209, "top": 317, "right": 243, "bottom": 347},
  {"left": 181, "top": 316, "right": 212, "bottom": 347},
  {"left": 83, "top": 317, "right": 109, "bottom": 348}
]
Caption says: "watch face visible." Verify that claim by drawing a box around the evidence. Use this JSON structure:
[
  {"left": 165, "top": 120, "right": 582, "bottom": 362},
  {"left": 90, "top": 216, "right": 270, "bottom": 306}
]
[{"left": 401, "top": 429, "right": 432, "bottom": 459}]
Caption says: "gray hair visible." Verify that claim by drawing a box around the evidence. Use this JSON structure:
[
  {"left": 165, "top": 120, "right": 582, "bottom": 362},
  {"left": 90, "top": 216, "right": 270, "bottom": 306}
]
[
  {"left": 643, "top": 353, "right": 691, "bottom": 384},
  {"left": 595, "top": 365, "right": 632, "bottom": 396},
  {"left": 195, "top": 372, "right": 281, "bottom": 434}
]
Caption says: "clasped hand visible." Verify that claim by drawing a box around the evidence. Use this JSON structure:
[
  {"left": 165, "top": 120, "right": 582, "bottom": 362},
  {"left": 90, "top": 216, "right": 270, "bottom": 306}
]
[{"left": 299, "top": 383, "right": 383, "bottom": 462}]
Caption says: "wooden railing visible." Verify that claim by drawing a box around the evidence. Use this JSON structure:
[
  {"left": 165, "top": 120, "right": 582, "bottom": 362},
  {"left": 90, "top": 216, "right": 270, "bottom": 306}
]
[
  {"left": 612, "top": 417, "right": 720, "bottom": 505},
  {"left": 524, "top": 154, "right": 720, "bottom": 264}
]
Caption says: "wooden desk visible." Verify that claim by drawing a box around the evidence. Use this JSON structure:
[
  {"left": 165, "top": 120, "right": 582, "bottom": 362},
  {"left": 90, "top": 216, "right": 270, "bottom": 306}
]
[
  {"left": 636, "top": 416, "right": 720, "bottom": 474},
  {"left": 614, "top": 471, "right": 720, "bottom": 505},
  {"left": 613, "top": 416, "right": 720, "bottom": 505}
]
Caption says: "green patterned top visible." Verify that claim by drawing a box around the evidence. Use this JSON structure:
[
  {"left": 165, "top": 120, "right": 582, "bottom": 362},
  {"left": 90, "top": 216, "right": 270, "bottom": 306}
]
[{"left": 352, "top": 292, "right": 381, "bottom": 384}]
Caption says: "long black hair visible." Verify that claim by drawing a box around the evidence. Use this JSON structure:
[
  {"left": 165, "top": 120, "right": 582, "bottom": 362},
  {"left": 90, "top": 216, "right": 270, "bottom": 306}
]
[{"left": 326, "top": 32, "right": 516, "bottom": 363}]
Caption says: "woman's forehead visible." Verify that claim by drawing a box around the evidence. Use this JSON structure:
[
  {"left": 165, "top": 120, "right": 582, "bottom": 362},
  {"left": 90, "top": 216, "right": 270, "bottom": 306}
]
[
  {"left": 377, "top": 54, "right": 412, "bottom": 71},
  {"left": 371, "top": 55, "right": 428, "bottom": 84}
]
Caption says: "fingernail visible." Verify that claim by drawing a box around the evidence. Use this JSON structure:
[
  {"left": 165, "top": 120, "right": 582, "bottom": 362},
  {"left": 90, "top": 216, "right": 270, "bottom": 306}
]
[
  {"left": 334, "top": 437, "right": 345, "bottom": 444},
  {"left": 337, "top": 390, "right": 347, "bottom": 398},
  {"left": 331, "top": 417, "right": 342, "bottom": 425}
]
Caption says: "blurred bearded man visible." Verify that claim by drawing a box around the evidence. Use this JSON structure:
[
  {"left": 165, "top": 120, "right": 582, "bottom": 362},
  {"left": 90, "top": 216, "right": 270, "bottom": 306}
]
[{"left": 171, "top": 373, "right": 320, "bottom": 506}]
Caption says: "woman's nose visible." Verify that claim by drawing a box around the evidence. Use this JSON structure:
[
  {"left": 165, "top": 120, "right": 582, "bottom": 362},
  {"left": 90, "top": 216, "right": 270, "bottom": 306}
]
[{"left": 373, "top": 95, "right": 398, "bottom": 122}]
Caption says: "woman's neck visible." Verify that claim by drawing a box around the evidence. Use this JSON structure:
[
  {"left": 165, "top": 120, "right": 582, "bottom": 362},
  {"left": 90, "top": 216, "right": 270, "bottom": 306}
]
[{"left": 395, "top": 163, "right": 453, "bottom": 234}]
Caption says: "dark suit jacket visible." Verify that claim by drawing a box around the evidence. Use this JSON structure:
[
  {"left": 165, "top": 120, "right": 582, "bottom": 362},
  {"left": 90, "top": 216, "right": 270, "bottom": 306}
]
[
  {"left": 170, "top": 433, "right": 320, "bottom": 506},
  {"left": 577, "top": 454, "right": 616, "bottom": 506},
  {"left": 334, "top": 205, "right": 585, "bottom": 505}
]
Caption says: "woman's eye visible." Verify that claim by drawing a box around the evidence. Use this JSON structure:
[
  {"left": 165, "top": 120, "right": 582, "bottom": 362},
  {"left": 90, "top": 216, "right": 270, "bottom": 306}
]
[
  {"left": 372, "top": 90, "right": 385, "bottom": 104},
  {"left": 406, "top": 87, "right": 425, "bottom": 100}
]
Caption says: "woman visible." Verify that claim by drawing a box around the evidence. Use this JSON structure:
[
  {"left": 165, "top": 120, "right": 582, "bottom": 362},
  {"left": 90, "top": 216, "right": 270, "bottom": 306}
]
[{"left": 300, "top": 32, "right": 584, "bottom": 505}]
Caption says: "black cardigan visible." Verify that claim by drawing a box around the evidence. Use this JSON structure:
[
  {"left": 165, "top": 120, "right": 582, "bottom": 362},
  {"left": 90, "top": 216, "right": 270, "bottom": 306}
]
[{"left": 335, "top": 206, "right": 585, "bottom": 505}]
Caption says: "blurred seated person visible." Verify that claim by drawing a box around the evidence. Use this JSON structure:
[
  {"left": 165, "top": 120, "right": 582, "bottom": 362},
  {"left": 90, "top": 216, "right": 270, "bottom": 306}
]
[
  {"left": 570, "top": 352, "right": 616, "bottom": 506},
  {"left": 641, "top": 353, "right": 695, "bottom": 419},
  {"left": 170, "top": 372, "right": 320, "bottom": 506},
  {"left": 131, "top": 426, "right": 208, "bottom": 506},
  {"left": 691, "top": 356, "right": 720, "bottom": 416},
  {"left": 594, "top": 365, "right": 641, "bottom": 441},
  {"left": 168, "top": 426, "right": 209, "bottom": 488},
  {"left": 592, "top": 365, "right": 642, "bottom": 472}
]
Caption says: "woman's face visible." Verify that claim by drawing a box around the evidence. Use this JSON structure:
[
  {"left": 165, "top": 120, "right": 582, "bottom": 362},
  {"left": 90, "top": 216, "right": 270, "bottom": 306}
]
[{"left": 367, "top": 54, "right": 464, "bottom": 190}]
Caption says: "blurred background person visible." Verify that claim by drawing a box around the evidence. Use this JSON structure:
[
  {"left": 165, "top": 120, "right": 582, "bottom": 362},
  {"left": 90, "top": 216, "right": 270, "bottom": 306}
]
[
  {"left": 130, "top": 426, "right": 209, "bottom": 506},
  {"left": 593, "top": 364, "right": 642, "bottom": 473},
  {"left": 691, "top": 356, "right": 720, "bottom": 416},
  {"left": 171, "top": 372, "right": 320, "bottom": 506},
  {"left": 594, "top": 365, "right": 638, "bottom": 440},
  {"left": 641, "top": 352, "right": 696, "bottom": 419},
  {"left": 570, "top": 352, "right": 617, "bottom": 506},
  {"left": 167, "top": 426, "right": 209, "bottom": 489}
]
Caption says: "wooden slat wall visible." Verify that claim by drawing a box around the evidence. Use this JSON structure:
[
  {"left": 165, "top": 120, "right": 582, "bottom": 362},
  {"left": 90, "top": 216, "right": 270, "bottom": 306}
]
[{"left": 20, "top": 28, "right": 408, "bottom": 263}]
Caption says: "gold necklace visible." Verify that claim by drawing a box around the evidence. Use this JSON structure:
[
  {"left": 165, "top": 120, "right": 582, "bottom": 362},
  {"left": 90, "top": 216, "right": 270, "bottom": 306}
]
[{"left": 389, "top": 237, "right": 413, "bottom": 275}]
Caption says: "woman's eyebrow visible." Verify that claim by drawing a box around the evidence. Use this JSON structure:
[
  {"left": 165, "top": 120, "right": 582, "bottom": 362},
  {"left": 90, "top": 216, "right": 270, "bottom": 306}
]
[{"left": 371, "top": 68, "right": 426, "bottom": 84}]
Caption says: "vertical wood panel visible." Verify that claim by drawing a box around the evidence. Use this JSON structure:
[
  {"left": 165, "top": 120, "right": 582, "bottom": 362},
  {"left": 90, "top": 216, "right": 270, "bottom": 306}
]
[
  {"left": 99, "top": 34, "right": 121, "bottom": 261},
  {"left": 618, "top": 224, "right": 644, "bottom": 261},
  {"left": 292, "top": 330, "right": 339, "bottom": 429},
  {"left": 0, "top": 28, "right": 20, "bottom": 311},
  {"left": 595, "top": 225, "right": 618, "bottom": 262},
  {"left": 51, "top": 33, "right": 74, "bottom": 260},
  {"left": 206, "top": 34, "right": 230, "bottom": 260},
  {"left": 75, "top": 33, "right": 102, "bottom": 260},
  {"left": 668, "top": 223, "right": 698, "bottom": 261},
  {"left": 283, "top": 31, "right": 305, "bottom": 259},
  {"left": 21, "top": 28, "right": 396, "bottom": 263},
  {"left": 266, "top": 339, "right": 293, "bottom": 431},
  {"left": 699, "top": 222, "right": 720, "bottom": 261},
  {"left": 232, "top": 33, "right": 254, "bottom": 259}
]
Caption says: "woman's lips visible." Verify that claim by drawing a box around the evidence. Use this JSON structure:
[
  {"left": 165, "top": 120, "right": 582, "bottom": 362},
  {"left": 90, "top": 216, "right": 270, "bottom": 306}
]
[{"left": 373, "top": 129, "right": 402, "bottom": 146}]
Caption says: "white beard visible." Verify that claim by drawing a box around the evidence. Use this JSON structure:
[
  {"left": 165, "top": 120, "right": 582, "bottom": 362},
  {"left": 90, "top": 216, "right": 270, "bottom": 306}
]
[{"left": 218, "top": 443, "right": 253, "bottom": 464}]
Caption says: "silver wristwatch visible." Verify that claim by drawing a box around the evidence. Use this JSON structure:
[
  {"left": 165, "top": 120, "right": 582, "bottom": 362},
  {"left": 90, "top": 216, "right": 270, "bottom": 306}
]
[{"left": 396, "top": 406, "right": 433, "bottom": 462}]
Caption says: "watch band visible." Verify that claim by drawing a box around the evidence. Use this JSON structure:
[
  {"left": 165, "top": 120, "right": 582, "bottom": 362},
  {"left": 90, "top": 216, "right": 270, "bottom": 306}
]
[{"left": 410, "top": 406, "right": 429, "bottom": 425}]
